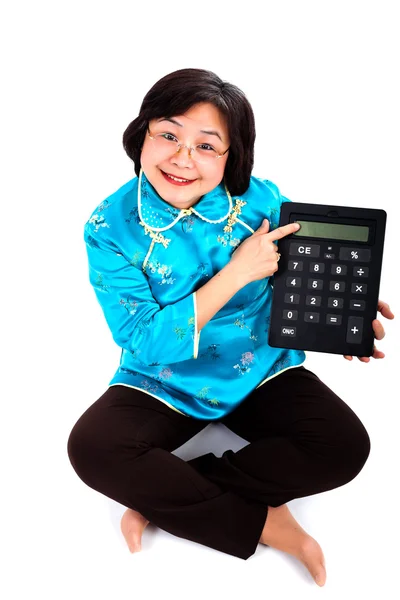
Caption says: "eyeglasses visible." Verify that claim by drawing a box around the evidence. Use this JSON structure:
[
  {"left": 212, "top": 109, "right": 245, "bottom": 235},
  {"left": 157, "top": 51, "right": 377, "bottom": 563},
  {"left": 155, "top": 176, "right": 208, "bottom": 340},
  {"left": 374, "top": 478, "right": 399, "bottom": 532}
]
[{"left": 147, "top": 127, "right": 229, "bottom": 165}]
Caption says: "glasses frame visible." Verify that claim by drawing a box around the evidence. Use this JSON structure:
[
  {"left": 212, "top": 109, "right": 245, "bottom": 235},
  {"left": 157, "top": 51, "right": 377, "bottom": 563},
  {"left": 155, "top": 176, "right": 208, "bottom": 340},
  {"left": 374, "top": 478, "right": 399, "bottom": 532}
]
[{"left": 147, "top": 126, "right": 230, "bottom": 162}]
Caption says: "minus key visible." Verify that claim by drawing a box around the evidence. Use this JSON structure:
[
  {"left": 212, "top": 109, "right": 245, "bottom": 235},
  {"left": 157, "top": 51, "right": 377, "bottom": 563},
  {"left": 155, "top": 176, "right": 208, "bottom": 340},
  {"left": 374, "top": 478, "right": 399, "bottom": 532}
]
[{"left": 350, "top": 300, "right": 366, "bottom": 311}]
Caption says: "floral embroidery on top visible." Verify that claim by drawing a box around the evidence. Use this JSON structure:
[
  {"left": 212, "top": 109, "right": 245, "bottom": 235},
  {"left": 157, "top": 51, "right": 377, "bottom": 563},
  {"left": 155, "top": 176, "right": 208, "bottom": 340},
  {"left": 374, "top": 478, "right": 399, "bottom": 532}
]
[
  {"left": 140, "top": 379, "right": 160, "bottom": 394},
  {"left": 199, "top": 344, "right": 221, "bottom": 360},
  {"left": 125, "top": 206, "right": 140, "bottom": 225},
  {"left": 233, "top": 351, "right": 255, "bottom": 375},
  {"left": 174, "top": 316, "right": 195, "bottom": 341},
  {"left": 137, "top": 318, "right": 151, "bottom": 336},
  {"left": 216, "top": 235, "right": 241, "bottom": 248},
  {"left": 217, "top": 198, "right": 247, "bottom": 247},
  {"left": 165, "top": 206, "right": 181, "bottom": 219},
  {"left": 118, "top": 367, "right": 139, "bottom": 376},
  {"left": 119, "top": 295, "right": 138, "bottom": 315},
  {"left": 234, "top": 313, "right": 258, "bottom": 341},
  {"left": 140, "top": 176, "right": 150, "bottom": 199},
  {"left": 196, "top": 386, "right": 220, "bottom": 407},
  {"left": 158, "top": 367, "right": 173, "bottom": 380},
  {"left": 88, "top": 213, "right": 111, "bottom": 234},
  {"left": 140, "top": 222, "right": 171, "bottom": 248},
  {"left": 146, "top": 259, "right": 176, "bottom": 285},
  {"left": 93, "top": 273, "right": 110, "bottom": 293},
  {"left": 190, "top": 262, "right": 210, "bottom": 284},
  {"left": 130, "top": 250, "right": 144, "bottom": 268}
]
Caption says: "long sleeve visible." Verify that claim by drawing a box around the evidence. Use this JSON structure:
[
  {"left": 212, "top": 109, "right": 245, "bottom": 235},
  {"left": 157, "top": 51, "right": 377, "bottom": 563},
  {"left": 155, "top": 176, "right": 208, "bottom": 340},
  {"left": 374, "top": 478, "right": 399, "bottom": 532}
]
[{"left": 84, "top": 224, "right": 200, "bottom": 365}]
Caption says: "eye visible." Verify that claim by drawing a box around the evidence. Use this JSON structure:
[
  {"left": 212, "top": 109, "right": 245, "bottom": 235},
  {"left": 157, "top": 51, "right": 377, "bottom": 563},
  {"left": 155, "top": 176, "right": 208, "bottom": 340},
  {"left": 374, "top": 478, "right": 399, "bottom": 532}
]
[
  {"left": 198, "top": 143, "right": 216, "bottom": 152},
  {"left": 161, "top": 133, "right": 178, "bottom": 142}
]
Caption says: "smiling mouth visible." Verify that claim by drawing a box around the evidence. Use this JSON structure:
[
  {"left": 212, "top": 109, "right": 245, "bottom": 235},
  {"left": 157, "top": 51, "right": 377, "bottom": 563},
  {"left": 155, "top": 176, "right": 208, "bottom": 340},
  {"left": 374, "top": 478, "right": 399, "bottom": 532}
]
[{"left": 160, "top": 170, "right": 197, "bottom": 184}]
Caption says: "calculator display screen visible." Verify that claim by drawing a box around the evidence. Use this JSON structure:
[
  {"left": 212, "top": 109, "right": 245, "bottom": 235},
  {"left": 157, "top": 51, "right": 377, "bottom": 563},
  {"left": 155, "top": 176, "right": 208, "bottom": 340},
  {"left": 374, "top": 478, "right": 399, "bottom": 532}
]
[{"left": 293, "top": 220, "right": 369, "bottom": 242}]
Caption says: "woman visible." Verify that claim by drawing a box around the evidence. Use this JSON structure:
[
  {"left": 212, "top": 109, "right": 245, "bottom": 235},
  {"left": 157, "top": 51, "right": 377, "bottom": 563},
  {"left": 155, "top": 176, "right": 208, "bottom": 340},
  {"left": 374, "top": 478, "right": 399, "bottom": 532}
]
[{"left": 67, "top": 68, "right": 393, "bottom": 587}]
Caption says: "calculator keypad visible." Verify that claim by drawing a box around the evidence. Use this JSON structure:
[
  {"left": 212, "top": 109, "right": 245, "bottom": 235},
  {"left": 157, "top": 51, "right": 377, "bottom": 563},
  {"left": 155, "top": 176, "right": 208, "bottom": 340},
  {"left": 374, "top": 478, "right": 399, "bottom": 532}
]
[{"left": 283, "top": 243, "right": 372, "bottom": 344}]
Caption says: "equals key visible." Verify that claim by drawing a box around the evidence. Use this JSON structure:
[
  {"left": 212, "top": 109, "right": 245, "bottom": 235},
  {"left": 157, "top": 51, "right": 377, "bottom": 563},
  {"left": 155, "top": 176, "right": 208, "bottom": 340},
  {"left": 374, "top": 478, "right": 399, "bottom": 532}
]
[{"left": 326, "top": 314, "right": 342, "bottom": 325}]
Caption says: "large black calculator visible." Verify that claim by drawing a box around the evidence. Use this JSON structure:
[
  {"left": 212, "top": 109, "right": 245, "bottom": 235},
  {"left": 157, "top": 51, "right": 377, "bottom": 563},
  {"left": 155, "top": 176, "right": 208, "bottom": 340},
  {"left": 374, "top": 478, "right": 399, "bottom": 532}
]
[{"left": 268, "top": 202, "right": 387, "bottom": 356}]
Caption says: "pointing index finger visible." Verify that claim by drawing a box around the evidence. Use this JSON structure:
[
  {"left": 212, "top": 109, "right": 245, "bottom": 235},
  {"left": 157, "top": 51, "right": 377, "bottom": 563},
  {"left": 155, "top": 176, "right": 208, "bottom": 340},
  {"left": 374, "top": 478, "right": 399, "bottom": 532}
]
[{"left": 266, "top": 222, "right": 301, "bottom": 242}]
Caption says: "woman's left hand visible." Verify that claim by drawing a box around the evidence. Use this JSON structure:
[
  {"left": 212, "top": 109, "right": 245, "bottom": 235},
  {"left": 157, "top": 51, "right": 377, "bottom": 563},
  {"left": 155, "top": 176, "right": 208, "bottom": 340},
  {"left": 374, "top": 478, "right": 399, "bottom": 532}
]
[{"left": 343, "top": 299, "right": 395, "bottom": 362}]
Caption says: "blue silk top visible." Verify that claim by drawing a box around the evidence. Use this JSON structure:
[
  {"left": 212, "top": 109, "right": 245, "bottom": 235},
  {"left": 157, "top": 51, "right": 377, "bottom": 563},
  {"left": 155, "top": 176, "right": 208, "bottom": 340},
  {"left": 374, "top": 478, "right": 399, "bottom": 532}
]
[{"left": 83, "top": 169, "right": 306, "bottom": 420}]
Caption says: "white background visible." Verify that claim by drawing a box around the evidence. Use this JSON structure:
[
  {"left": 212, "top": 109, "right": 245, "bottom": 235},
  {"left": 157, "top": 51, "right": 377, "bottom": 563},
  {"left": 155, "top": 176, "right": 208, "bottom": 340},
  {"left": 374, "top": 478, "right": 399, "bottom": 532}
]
[{"left": 1, "top": 1, "right": 399, "bottom": 598}]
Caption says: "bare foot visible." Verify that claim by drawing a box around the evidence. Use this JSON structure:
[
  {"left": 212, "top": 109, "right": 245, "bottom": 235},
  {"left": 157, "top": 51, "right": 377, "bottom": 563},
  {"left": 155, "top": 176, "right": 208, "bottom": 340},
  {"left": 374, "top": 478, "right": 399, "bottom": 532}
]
[
  {"left": 120, "top": 508, "right": 150, "bottom": 553},
  {"left": 260, "top": 504, "right": 327, "bottom": 587}
]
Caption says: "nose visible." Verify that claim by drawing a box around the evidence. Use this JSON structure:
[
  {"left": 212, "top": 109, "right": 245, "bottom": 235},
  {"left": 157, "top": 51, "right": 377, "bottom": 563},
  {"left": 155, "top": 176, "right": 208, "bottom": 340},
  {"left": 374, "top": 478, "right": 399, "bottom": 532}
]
[{"left": 170, "top": 144, "right": 195, "bottom": 168}]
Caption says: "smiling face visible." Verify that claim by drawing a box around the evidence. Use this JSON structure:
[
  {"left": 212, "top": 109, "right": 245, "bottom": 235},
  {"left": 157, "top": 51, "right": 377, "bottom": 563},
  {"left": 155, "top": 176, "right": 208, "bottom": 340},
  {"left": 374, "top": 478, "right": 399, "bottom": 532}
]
[{"left": 140, "top": 102, "right": 230, "bottom": 209}]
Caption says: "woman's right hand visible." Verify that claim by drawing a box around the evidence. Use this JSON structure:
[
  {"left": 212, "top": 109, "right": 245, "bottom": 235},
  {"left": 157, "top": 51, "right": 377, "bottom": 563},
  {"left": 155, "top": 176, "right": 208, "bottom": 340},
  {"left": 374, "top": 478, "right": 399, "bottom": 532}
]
[{"left": 228, "top": 219, "right": 301, "bottom": 285}]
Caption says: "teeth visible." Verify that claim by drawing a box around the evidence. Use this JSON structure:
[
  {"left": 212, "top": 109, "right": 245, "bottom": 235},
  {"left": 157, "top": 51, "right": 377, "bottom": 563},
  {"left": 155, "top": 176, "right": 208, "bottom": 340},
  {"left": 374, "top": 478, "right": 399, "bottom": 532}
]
[{"left": 165, "top": 173, "right": 190, "bottom": 183}]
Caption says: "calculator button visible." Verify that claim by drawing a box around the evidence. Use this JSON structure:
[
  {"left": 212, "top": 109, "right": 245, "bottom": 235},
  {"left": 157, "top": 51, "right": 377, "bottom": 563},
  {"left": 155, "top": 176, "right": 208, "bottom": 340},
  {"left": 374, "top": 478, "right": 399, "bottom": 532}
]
[
  {"left": 309, "top": 262, "right": 325, "bottom": 274},
  {"left": 350, "top": 300, "right": 366, "bottom": 311},
  {"left": 351, "top": 283, "right": 367, "bottom": 294},
  {"left": 284, "top": 293, "right": 300, "bottom": 304},
  {"left": 327, "top": 314, "right": 342, "bottom": 325},
  {"left": 281, "top": 326, "right": 296, "bottom": 337},
  {"left": 324, "top": 253, "right": 335, "bottom": 259},
  {"left": 353, "top": 266, "right": 369, "bottom": 277},
  {"left": 286, "top": 277, "right": 302, "bottom": 288},
  {"left": 304, "top": 312, "right": 320, "bottom": 323},
  {"left": 307, "top": 279, "right": 323, "bottom": 290},
  {"left": 289, "top": 243, "right": 320, "bottom": 257},
  {"left": 346, "top": 317, "right": 364, "bottom": 343},
  {"left": 328, "top": 297, "right": 344, "bottom": 309},
  {"left": 283, "top": 309, "right": 298, "bottom": 320},
  {"left": 331, "top": 264, "right": 347, "bottom": 276},
  {"left": 329, "top": 281, "right": 346, "bottom": 292},
  {"left": 306, "top": 295, "right": 322, "bottom": 306},
  {"left": 288, "top": 260, "right": 303, "bottom": 271},
  {"left": 339, "top": 247, "right": 371, "bottom": 262}
]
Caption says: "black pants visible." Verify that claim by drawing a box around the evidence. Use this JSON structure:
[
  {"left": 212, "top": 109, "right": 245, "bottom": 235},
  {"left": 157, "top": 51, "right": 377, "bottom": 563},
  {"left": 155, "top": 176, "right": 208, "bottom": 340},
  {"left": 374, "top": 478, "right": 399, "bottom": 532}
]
[{"left": 67, "top": 366, "right": 370, "bottom": 560}]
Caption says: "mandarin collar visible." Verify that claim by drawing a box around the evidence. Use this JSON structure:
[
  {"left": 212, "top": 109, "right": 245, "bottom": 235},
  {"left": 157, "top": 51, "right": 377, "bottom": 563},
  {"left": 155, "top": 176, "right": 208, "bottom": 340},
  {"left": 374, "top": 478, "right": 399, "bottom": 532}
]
[{"left": 138, "top": 169, "right": 233, "bottom": 232}]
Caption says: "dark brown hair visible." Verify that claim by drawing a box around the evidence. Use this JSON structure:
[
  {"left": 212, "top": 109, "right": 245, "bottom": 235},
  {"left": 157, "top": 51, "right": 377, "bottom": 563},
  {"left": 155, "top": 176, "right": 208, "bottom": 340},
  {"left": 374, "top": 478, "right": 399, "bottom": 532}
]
[{"left": 122, "top": 68, "right": 256, "bottom": 196}]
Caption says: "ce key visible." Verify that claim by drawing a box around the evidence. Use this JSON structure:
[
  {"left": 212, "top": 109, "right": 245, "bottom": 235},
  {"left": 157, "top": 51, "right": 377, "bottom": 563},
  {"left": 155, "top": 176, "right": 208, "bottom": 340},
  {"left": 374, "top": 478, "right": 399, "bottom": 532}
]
[{"left": 289, "top": 242, "right": 320, "bottom": 257}]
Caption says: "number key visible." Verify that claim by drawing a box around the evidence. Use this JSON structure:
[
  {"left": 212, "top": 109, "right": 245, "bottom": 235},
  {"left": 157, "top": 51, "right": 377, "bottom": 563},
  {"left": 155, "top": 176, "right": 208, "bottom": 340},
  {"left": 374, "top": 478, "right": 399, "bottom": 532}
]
[
  {"left": 328, "top": 297, "right": 344, "bottom": 309},
  {"left": 288, "top": 260, "right": 303, "bottom": 271},
  {"left": 309, "top": 262, "right": 325, "bottom": 273},
  {"left": 283, "top": 309, "right": 298, "bottom": 320},
  {"left": 306, "top": 295, "right": 322, "bottom": 306},
  {"left": 307, "top": 279, "right": 323, "bottom": 290},
  {"left": 329, "top": 281, "right": 346, "bottom": 292},
  {"left": 284, "top": 293, "right": 300, "bottom": 304},
  {"left": 286, "top": 277, "right": 301, "bottom": 288},
  {"left": 331, "top": 264, "right": 347, "bottom": 276}
]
